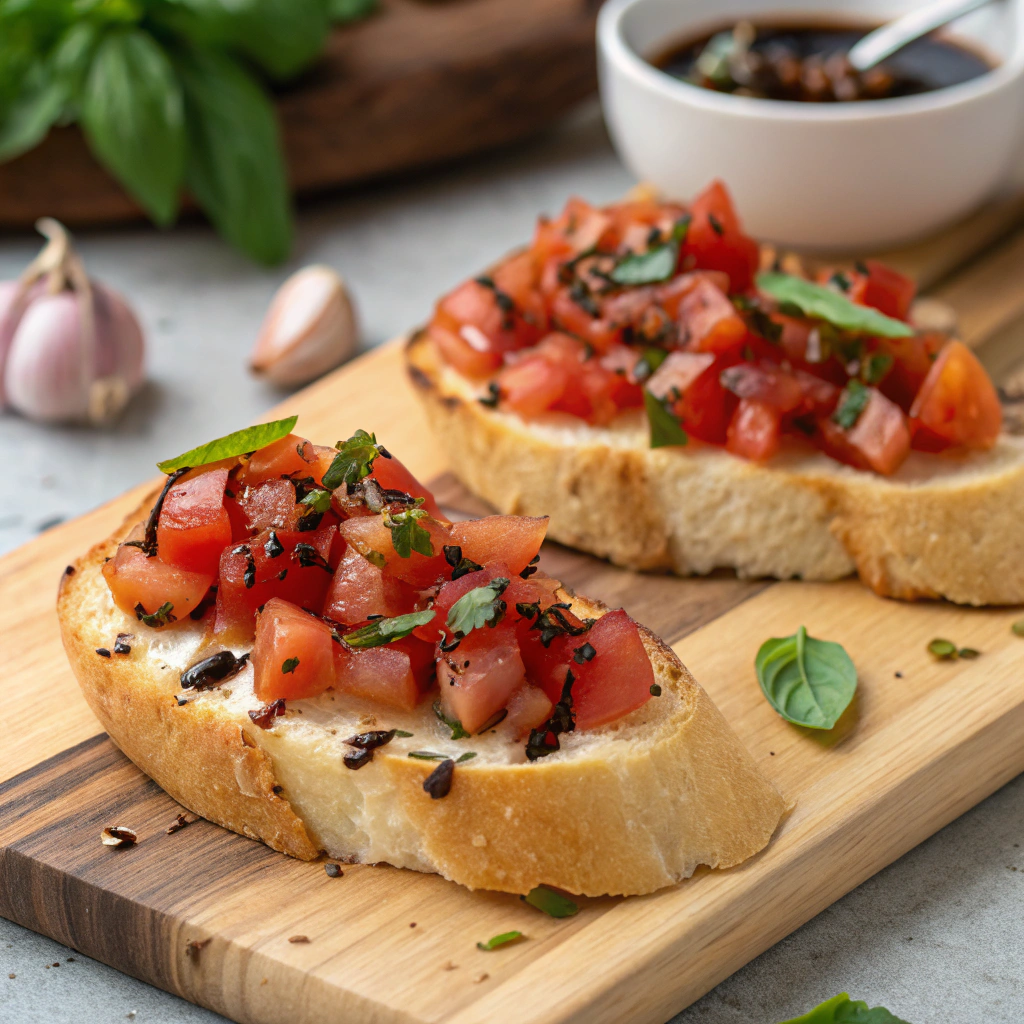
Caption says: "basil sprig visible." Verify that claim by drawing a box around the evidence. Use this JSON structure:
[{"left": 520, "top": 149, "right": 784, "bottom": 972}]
[
  {"left": 832, "top": 380, "right": 870, "bottom": 430},
  {"left": 386, "top": 508, "right": 434, "bottom": 558},
  {"left": 0, "top": 1, "right": 375, "bottom": 263},
  {"left": 757, "top": 273, "right": 913, "bottom": 339},
  {"left": 610, "top": 216, "right": 690, "bottom": 286},
  {"left": 341, "top": 609, "right": 435, "bottom": 649},
  {"left": 322, "top": 429, "right": 387, "bottom": 490},
  {"left": 447, "top": 578, "right": 510, "bottom": 637},
  {"left": 780, "top": 992, "right": 910, "bottom": 1023},
  {"left": 521, "top": 885, "right": 578, "bottom": 918},
  {"left": 156, "top": 415, "right": 298, "bottom": 473},
  {"left": 644, "top": 390, "right": 689, "bottom": 449},
  {"left": 755, "top": 626, "right": 857, "bottom": 730}
]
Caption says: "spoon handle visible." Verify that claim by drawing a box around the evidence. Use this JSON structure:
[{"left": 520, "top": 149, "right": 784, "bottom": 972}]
[{"left": 847, "top": 0, "right": 997, "bottom": 71}]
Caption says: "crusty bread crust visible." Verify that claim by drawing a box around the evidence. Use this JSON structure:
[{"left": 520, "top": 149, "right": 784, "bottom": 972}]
[
  {"left": 58, "top": 496, "right": 786, "bottom": 896},
  {"left": 406, "top": 330, "right": 1024, "bottom": 606}
]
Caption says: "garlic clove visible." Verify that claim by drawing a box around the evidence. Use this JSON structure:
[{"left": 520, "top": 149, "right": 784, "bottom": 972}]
[
  {"left": 250, "top": 265, "right": 358, "bottom": 387},
  {"left": 0, "top": 279, "right": 46, "bottom": 410}
]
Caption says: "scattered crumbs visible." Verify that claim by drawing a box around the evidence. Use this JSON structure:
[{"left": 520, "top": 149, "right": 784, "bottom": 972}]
[
  {"left": 186, "top": 938, "right": 211, "bottom": 960},
  {"left": 1010, "top": 866, "right": 1018, "bottom": 872},
  {"left": 472, "top": 835, "right": 487, "bottom": 848},
  {"left": 473, "top": 972, "right": 489, "bottom": 984},
  {"left": 769, "top": 751, "right": 775, "bottom": 756},
  {"left": 409, "top": 922, "right": 417, "bottom": 929},
  {"left": 442, "top": 961, "right": 458, "bottom": 971},
  {"left": 261, "top": 977, "right": 268, "bottom": 986},
  {"left": 166, "top": 813, "right": 193, "bottom": 835},
  {"left": 175, "top": 696, "right": 190, "bottom": 707},
  {"left": 64, "top": 565, "right": 75, "bottom": 577},
  {"left": 101, "top": 826, "right": 137, "bottom": 848},
  {"left": 325, "top": 863, "right": 343, "bottom": 878},
  {"left": 894, "top": 670, "right": 903, "bottom": 679},
  {"left": 52, "top": 962, "right": 60, "bottom": 967},
  {"left": 272, "top": 785, "right": 283, "bottom": 794},
  {"left": 288, "top": 935, "right": 310, "bottom": 944},
  {"left": 95, "top": 648, "right": 112, "bottom": 658},
  {"left": 126, "top": 1013, "right": 136, "bottom": 1020},
  {"left": 66, "top": 957, "right": 75, "bottom": 962},
  {"left": 8, "top": 973, "right": 14, "bottom": 979}
]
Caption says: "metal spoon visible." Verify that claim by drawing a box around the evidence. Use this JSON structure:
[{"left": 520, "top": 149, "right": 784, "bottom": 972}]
[{"left": 847, "top": 0, "right": 999, "bottom": 71}]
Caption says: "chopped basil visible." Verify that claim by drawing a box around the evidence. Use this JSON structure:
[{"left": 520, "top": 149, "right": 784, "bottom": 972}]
[
  {"left": 393, "top": 729, "right": 414, "bottom": 738},
  {"left": 321, "top": 429, "right": 388, "bottom": 490},
  {"left": 633, "top": 347, "right": 668, "bottom": 382},
  {"left": 756, "top": 273, "right": 914, "bottom": 339},
  {"left": 447, "top": 578, "right": 510, "bottom": 637},
  {"left": 135, "top": 601, "right": 176, "bottom": 628},
  {"left": 1012, "top": 619, "right": 1024, "bottom": 637},
  {"left": 832, "top": 379, "right": 871, "bottom": 430},
  {"left": 572, "top": 642, "right": 596, "bottom": 664},
  {"left": 958, "top": 647, "right": 980, "bottom": 659},
  {"left": 927, "top": 638, "right": 979, "bottom": 660},
  {"left": 644, "top": 389, "right": 689, "bottom": 449},
  {"left": 433, "top": 700, "right": 470, "bottom": 740},
  {"left": 156, "top": 416, "right": 298, "bottom": 473},
  {"left": 755, "top": 625, "right": 857, "bottom": 730},
  {"left": 456, "top": 751, "right": 477, "bottom": 763},
  {"left": 407, "top": 750, "right": 449, "bottom": 760},
  {"left": 779, "top": 991, "right": 910, "bottom": 1023},
  {"left": 521, "top": 885, "right": 579, "bottom": 918},
  {"left": 476, "top": 931, "right": 524, "bottom": 951},
  {"left": 341, "top": 609, "right": 435, "bottom": 649},
  {"left": 299, "top": 488, "right": 333, "bottom": 514},
  {"left": 385, "top": 508, "right": 434, "bottom": 558},
  {"left": 861, "top": 351, "right": 893, "bottom": 386},
  {"left": 610, "top": 216, "right": 690, "bottom": 286},
  {"left": 364, "top": 549, "right": 386, "bottom": 569},
  {"left": 443, "top": 544, "right": 483, "bottom": 581},
  {"left": 281, "top": 657, "right": 299, "bottom": 674}
]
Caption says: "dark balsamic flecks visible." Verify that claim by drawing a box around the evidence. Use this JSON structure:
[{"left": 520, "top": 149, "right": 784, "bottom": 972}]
[
  {"left": 248, "top": 698, "right": 286, "bottom": 729},
  {"left": 423, "top": 758, "right": 456, "bottom": 798},
  {"left": 526, "top": 669, "right": 577, "bottom": 761},
  {"left": 95, "top": 648, "right": 111, "bottom": 658},
  {"left": 113, "top": 634, "right": 132, "bottom": 655},
  {"left": 324, "top": 862, "right": 344, "bottom": 878},
  {"left": 264, "top": 530, "right": 284, "bottom": 559},
  {"left": 181, "top": 650, "right": 250, "bottom": 691},
  {"left": 342, "top": 729, "right": 397, "bottom": 769}
]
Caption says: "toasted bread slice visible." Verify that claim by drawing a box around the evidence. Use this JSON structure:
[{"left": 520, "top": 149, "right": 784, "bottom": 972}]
[
  {"left": 59, "top": 496, "right": 786, "bottom": 897},
  {"left": 407, "top": 330, "right": 1024, "bottom": 606}
]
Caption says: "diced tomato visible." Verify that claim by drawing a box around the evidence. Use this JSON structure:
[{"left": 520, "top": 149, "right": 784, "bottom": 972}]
[
  {"left": 817, "top": 387, "right": 911, "bottom": 475},
  {"left": 646, "top": 350, "right": 715, "bottom": 400},
  {"left": 719, "top": 362, "right": 804, "bottom": 413},
  {"left": 368, "top": 452, "right": 448, "bottom": 522},
  {"left": 503, "top": 684, "right": 554, "bottom": 739},
  {"left": 683, "top": 180, "right": 760, "bottom": 293},
  {"left": 549, "top": 286, "right": 624, "bottom": 352},
  {"left": 874, "top": 332, "right": 946, "bottom": 411},
  {"left": 421, "top": 563, "right": 512, "bottom": 643},
  {"left": 499, "top": 355, "right": 569, "bottom": 419},
  {"left": 237, "top": 434, "right": 317, "bottom": 487},
  {"left": 252, "top": 598, "right": 335, "bottom": 702},
  {"left": 427, "top": 322, "right": 501, "bottom": 380},
  {"left": 324, "top": 545, "right": 418, "bottom": 625},
  {"left": 727, "top": 398, "right": 781, "bottom": 461},
  {"left": 238, "top": 478, "right": 300, "bottom": 533},
  {"left": 648, "top": 350, "right": 738, "bottom": 445},
  {"left": 679, "top": 278, "right": 748, "bottom": 353},
  {"left": 909, "top": 340, "right": 1002, "bottom": 452},
  {"left": 847, "top": 260, "right": 916, "bottom": 321},
  {"left": 437, "top": 619, "right": 526, "bottom": 733},
  {"left": 103, "top": 532, "right": 213, "bottom": 625},
  {"left": 449, "top": 516, "right": 547, "bottom": 576},
  {"left": 341, "top": 513, "right": 451, "bottom": 588},
  {"left": 155, "top": 468, "right": 231, "bottom": 575},
  {"left": 532, "top": 197, "right": 612, "bottom": 267},
  {"left": 333, "top": 635, "right": 434, "bottom": 711},
  {"left": 571, "top": 610, "right": 654, "bottom": 731},
  {"left": 224, "top": 494, "right": 250, "bottom": 542}
]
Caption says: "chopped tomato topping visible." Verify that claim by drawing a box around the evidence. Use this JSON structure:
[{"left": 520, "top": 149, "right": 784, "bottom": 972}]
[
  {"left": 333, "top": 635, "right": 433, "bottom": 711},
  {"left": 156, "top": 468, "right": 231, "bottom": 575},
  {"left": 840, "top": 260, "right": 916, "bottom": 321},
  {"left": 368, "top": 452, "right": 448, "bottom": 522},
  {"left": 340, "top": 513, "right": 451, "bottom": 588},
  {"left": 503, "top": 684, "right": 554, "bottom": 739},
  {"left": 727, "top": 398, "right": 782, "bottom": 462},
  {"left": 909, "top": 340, "right": 1002, "bottom": 452},
  {"left": 683, "top": 180, "right": 760, "bottom": 293},
  {"left": 238, "top": 478, "right": 302, "bottom": 533},
  {"left": 450, "top": 515, "right": 547, "bottom": 576},
  {"left": 252, "top": 598, "right": 335, "bottom": 702},
  {"left": 679, "top": 278, "right": 747, "bottom": 353},
  {"left": 238, "top": 434, "right": 317, "bottom": 487},
  {"left": 324, "top": 546, "right": 417, "bottom": 625},
  {"left": 817, "top": 387, "right": 911, "bottom": 475}
]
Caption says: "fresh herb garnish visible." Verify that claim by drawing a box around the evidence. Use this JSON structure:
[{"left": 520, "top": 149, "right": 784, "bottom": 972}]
[
  {"left": 447, "top": 578, "right": 510, "bottom": 637},
  {"left": 476, "top": 931, "right": 524, "bottom": 951},
  {"left": 644, "top": 389, "right": 689, "bottom": 449},
  {"left": 181, "top": 650, "right": 249, "bottom": 691},
  {"left": 299, "top": 488, "right": 333, "bottom": 515},
  {"left": 573, "top": 642, "right": 596, "bottom": 664},
  {"left": 264, "top": 530, "right": 284, "bottom": 559},
  {"left": 517, "top": 602, "right": 592, "bottom": 648},
  {"left": 832, "top": 379, "right": 871, "bottom": 430},
  {"left": 521, "top": 885, "right": 579, "bottom": 918},
  {"left": 1012, "top": 619, "right": 1024, "bottom": 637},
  {"left": 756, "top": 273, "right": 914, "bottom": 339},
  {"left": 293, "top": 543, "right": 333, "bottom": 573},
  {"left": 407, "top": 750, "right": 449, "bottom": 760},
  {"left": 385, "top": 508, "right": 434, "bottom": 558},
  {"left": 281, "top": 657, "right": 299, "bottom": 674},
  {"left": 321, "top": 429, "right": 389, "bottom": 490},
  {"left": 433, "top": 700, "right": 470, "bottom": 740},
  {"left": 755, "top": 626, "right": 857, "bottom": 730},
  {"left": 456, "top": 751, "right": 476, "bottom": 763},
  {"left": 927, "top": 638, "right": 979, "bottom": 660},
  {"left": 341, "top": 609, "right": 435, "bottom": 649},
  {"left": 610, "top": 216, "right": 690, "bottom": 286},
  {"left": 861, "top": 351, "right": 893, "bottom": 385},
  {"left": 135, "top": 601, "right": 176, "bottom": 628},
  {"left": 157, "top": 416, "right": 298, "bottom": 473},
  {"left": 478, "top": 381, "right": 501, "bottom": 409},
  {"left": 633, "top": 347, "right": 669, "bottom": 382},
  {"left": 779, "top": 992, "right": 911, "bottom": 1023},
  {"left": 393, "top": 729, "right": 413, "bottom": 738}
]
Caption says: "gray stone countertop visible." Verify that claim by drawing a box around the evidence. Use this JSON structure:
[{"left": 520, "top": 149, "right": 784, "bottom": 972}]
[{"left": 0, "top": 106, "right": 1020, "bottom": 1024}]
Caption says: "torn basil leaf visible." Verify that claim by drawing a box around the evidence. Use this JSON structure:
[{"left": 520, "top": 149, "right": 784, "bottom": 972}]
[
  {"left": 447, "top": 578, "right": 510, "bottom": 637},
  {"left": 407, "top": 750, "right": 449, "bottom": 760},
  {"left": 342, "top": 609, "right": 435, "bottom": 649},
  {"left": 644, "top": 389, "right": 689, "bottom": 449},
  {"left": 386, "top": 508, "right": 435, "bottom": 559},
  {"left": 755, "top": 625, "right": 856, "bottom": 730},
  {"left": 433, "top": 700, "right": 470, "bottom": 740},
  {"left": 521, "top": 885, "right": 579, "bottom": 918},
  {"left": 299, "top": 488, "right": 333, "bottom": 514},
  {"left": 756, "top": 273, "right": 913, "bottom": 339},
  {"left": 832, "top": 379, "right": 871, "bottom": 430},
  {"left": 779, "top": 991, "right": 911, "bottom": 1023},
  {"left": 476, "top": 930, "right": 524, "bottom": 951},
  {"left": 156, "top": 415, "right": 298, "bottom": 473},
  {"left": 610, "top": 216, "right": 690, "bottom": 286},
  {"left": 281, "top": 657, "right": 299, "bottom": 674},
  {"left": 321, "top": 429, "right": 386, "bottom": 490},
  {"left": 135, "top": 601, "right": 176, "bottom": 628}
]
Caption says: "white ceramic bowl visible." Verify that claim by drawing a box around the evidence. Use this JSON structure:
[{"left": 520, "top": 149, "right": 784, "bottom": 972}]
[{"left": 598, "top": 0, "right": 1024, "bottom": 249}]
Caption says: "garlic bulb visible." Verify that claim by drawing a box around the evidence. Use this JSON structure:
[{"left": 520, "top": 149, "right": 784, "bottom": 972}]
[
  {"left": 0, "top": 218, "right": 145, "bottom": 425},
  {"left": 250, "top": 265, "right": 358, "bottom": 387}
]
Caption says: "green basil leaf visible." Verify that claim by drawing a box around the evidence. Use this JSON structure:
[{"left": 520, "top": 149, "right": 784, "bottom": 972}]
[
  {"left": 447, "top": 578, "right": 510, "bottom": 637},
  {"left": 156, "top": 415, "right": 298, "bottom": 472},
  {"left": 456, "top": 751, "right": 476, "bottom": 763},
  {"left": 476, "top": 930, "right": 524, "bottom": 951},
  {"left": 610, "top": 216, "right": 690, "bottom": 286},
  {"left": 80, "top": 28, "right": 184, "bottom": 226},
  {"left": 322, "top": 429, "right": 384, "bottom": 490},
  {"left": 386, "top": 508, "right": 434, "bottom": 559},
  {"left": 341, "top": 609, "right": 435, "bottom": 649},
  {"left": 174, "top": 47, "right": 291, "bottom": 265},
  {"left": 135, "top": 600, "right": 176, "bottom": 627},
  {"left": 299, "top": 488, "right": 333, "bottom": 514},
  {"left": 757, "top": 273, "right": 914, "bottom": 339},
  {"left": 644, "top": 389, "right": 689, "bottom": 449},
  {"left": 281, "top": 656, "right": 299, "bottom": 674},
  {"left": 521, "top": 885, "right": 578, "bottom": 918},
  {"left": 832, "top": 379, "right": 871, "bottom": 430},
  {"left": 1012, "top": 618, "right": 1024, "bottom": 637},
  {"left": 432, "top": 700, "right": 469, "bottom": 739},
  {"left": 330, "top": 0, "right": 378, "bottom": 22},
  {"left": 779, "top": 992, "right": 912, "bottom": 1024},
  {"left": 861, "top": 351, "right": 893, "bottom": 386},
  {"left": 407, "top": 750, "right": 448, "bottom": 760},
  {"left": 0, "top": 63, "right": 65, "bottom": 161},
  {"left": 755, "top": 625, "right": 856, "bottom": 730},
  {"left": 927, "top": 638, "right": 957, "bottom": 660}
]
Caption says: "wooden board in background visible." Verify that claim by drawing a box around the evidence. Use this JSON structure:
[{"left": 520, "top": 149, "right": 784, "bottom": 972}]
[
  {"left": 2, "top": 211, "right": 1024, "bottom": 1024},
  {"left": 0, "top": 0, "right": 599, "bottom": 227}
]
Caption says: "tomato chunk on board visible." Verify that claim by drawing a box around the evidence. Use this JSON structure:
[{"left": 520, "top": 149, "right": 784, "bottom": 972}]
[
  {"left": 156, "top": 468, "right": 231, "bottom": 575},
  {"left": 253, "top": 598, "right": 336, "bottom": 702}
]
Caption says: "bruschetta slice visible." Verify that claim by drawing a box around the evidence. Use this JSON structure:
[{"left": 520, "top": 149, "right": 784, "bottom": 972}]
[
  {"left": 406, "top": 181, "right": 1024, "bottom": 606},
  {"left": 58, "top": 422, "right": 784, "bottom": 896}
]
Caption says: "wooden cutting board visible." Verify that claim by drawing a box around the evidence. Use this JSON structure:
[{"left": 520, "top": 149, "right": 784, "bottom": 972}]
[
  {"left": 2, "top": 204, "right": 1024, "bottom": 1024},
  {"left": 0, "top": 0, "right": 599, "bottom": 228}
]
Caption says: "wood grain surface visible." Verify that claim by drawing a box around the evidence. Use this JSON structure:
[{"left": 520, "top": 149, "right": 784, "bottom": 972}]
[
  {"left": 1, "top": 211, "right": 1024, "bottom": 1023},
  {"left": 0, "top": 0, "right": 599, "bottom": 228}
]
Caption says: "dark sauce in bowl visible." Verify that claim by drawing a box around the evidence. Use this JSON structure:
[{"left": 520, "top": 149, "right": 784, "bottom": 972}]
[{"left": 653, "top": 21, "right": 995, "bottom": 102}]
